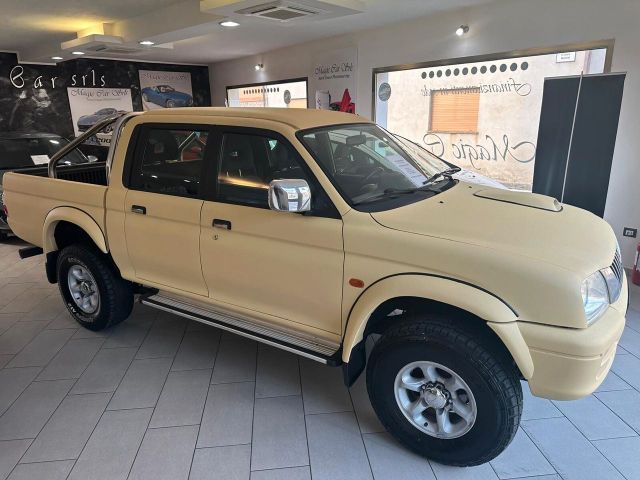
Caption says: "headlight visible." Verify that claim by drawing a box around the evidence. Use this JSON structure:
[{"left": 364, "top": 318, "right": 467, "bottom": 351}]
[{"left": 581, "top": 271, "right": 609, "bottom": 325}]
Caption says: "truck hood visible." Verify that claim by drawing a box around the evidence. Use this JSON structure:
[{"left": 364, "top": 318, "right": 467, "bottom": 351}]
[{"left": 370, "top": 182, "right": 617, "bottom": 276}]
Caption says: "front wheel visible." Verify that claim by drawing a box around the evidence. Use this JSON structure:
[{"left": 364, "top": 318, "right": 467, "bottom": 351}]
[
  {"left": 166, "top": 99, "right": 176, "bottom": 108},
  {"left": 366, "top": 318, "right": 522, "bottom": 466},
  {"left": 57, "top": 244, "right": 133, "bottom": 331}
]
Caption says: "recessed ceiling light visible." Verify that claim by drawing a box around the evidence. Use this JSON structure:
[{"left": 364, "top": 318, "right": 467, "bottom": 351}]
[
  {"left": 220, "top": 20, "right": 240, "bottom": 28},
  {"left": 139, "top": 40, "right": 155, "bottom": 46},
  {"left": 51, "top": 56, "right": 63, "bottom": 61},
  {"left": 254, "top": 63, "right": 264, "bottom": 71},
  {"left": 71, "top": 51, "right": 85, "bottom": 55},
  {"left": 456, "top": 25, "right": 469, "bottom": 36}
]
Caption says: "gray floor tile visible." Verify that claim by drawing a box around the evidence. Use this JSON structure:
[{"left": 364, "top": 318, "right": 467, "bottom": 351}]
[
  {"left": 251, "top": 395, "right": 308, "bottom": 471},
  {"left": 626, "top": 308, "right": 640, "bottom": 333},
  {"left": 43, "top": 311, "right": 78, "bottom": 330},
  {"left": 190, "top": 445, "right": 251, "bottom": 480},
  {"left": 36, "top": 338, "right": 103, "bottom": 381},
  {"left": 129, "top": 425, "right": 198, "bottom": 480},
  {"left": 102, "top": 317, "right": 153, "bottom": 349},
  {"left": 619, "top": 326, "right": 640, "bottom": 357},
  {"left": 135, "top": 314, "right": 186, "bottom": 359},
  {"left": 0, "top": 367, "right": 41, "bottom": 415},
  {"left": 593, "top": 436, "right": 640, "bottom": 480},
  {"left": 429, "top": 462, "right": 498, "bottom": 480},
  {"left": 596, "top": 389, "right": 640, "bottom": 433},
  {"left": 7, "top": 460, "right": 74, "bottom": 480},
  {"left": 255, "top": 345, "right": 300, "bottom": 398},
  {"left": 521, "top": 381, "right": 563, "bottom": 421},
  {"left": 490, "top": 428, "right": 555, "bottom": 479},
  {"left": 0, "top": 315, "right": 20, "bottom": 335},
  {"left": 21, "top": 295, "right": 66, "bottom": 323},
  {"left": 611, "top": 353, "right": 640, "bottom": 390},
  {"left": 197, "top": 382, "right": 254, "bottom": 448},
  {"left": 107, "top": 357, "right": 172, "bottom": 410},
  {"left": 0, "top": 379, "right": 74, "bottom": 440},
  {"left": 0, "top": 440, "right": 31, "bottom": 480},
  {"left": 552, "top": 395, "right": 636, "bottom": 440},
  {"left": 349, "top": 374, "right": 384, "bottom": 434},
  {"left": 150, "top": 369, "right": 211, "bottom": 428},
  {"left": 363, "top": 432, "right": 435, "bottom": 480},
  {"left": 171, "top": 328, "right": 220, "bottom": 372},
  {"left": 70, "top": 346, "right": 137, "bottom": 394},
  {"left": 6, "top": 329, "right": 74, "bottom": 368},
  {"left": 0, "top": 322, "right": 47, "bottom": 355},
  {"left": 251, "top": 466, "right": 311, "bottom": 480},
  {"left": 211, "top": 334, "right": 257, "bottom": 384},
  {"left": 306, "top": 412, "right": 372, "bottom": 480},
  {"left": 0, "top": 286, "right": 49, "bottom": 313},
  {"left": 594, "top": 370, "right": 632, "bottom": 392},
  {"left": 22, "top": 392, "right": 110, "bottom": 463},
  {"left": 0, "top": 356, "right": 12, "bottom": 369},
  {"left": 300, "top": 359, "right": 352, "bottom": 414},
  {"left": 522, "top": 417, "right": 625, "bottom": 480},
  {"left": 68, "top": 408, "right": 152, "bottom": 480}
]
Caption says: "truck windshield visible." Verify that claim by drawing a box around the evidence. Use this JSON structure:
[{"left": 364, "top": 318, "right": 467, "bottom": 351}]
[
  {"left": 299, "top": 123, "right": 453, "bottom": 207},
  {"left": 0, "top": 137, "right": 88, "bottom": 170}
]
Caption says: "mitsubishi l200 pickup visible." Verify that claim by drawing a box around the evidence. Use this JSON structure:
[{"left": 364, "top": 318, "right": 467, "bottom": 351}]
[{"left": 2, "top": 108, "right": 628, "bottom": 466}]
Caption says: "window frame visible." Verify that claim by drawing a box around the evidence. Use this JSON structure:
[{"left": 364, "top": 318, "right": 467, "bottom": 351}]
[
  {"left": 205, "top": 125, "right": 340, "bottom": 219},
  {"left": 123, "top": 123, "right": 219, "bottom": 200}
]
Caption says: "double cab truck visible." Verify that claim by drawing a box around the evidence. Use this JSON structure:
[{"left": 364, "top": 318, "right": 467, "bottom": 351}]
[{"left": 2, "top": 108, "right": 628, "bottom": 466}]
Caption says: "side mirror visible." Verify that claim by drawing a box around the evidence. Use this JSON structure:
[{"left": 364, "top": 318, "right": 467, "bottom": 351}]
[{"left": 268, "top": 179, "right": 311, "bottom": 213}]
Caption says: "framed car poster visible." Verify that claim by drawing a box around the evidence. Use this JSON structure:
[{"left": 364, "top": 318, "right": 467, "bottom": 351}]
[
  {"left": 66, "top": 87, "right": 133, "bottom": 146},
  {"left": 138, "top": 70, "right": 194, "bottom": 110}
]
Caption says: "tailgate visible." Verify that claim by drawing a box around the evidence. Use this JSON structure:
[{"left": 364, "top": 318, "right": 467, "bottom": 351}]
[{"left": 3, "top": 172, "right": 107, "bottom": 247}]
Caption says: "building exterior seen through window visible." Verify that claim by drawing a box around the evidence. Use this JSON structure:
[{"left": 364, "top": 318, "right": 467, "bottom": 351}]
[
  {"left": 227, "top": 79, "right": 308, "bottom": 108},
  {"left": 375, "top": 48, "right": 607, "bottom": 190}
]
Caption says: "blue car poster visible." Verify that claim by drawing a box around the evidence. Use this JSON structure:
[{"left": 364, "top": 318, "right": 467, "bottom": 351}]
[
  {"left": 139, "top": 70, "right": 194, "bottom": 110},
  {"left": 66, "top": 87, "right": 133, "bottom": 145}
]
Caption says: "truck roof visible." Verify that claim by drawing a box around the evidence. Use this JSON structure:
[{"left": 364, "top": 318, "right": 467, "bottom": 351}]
[{"left": 142, "top": 107, "right": 370, "bottom": 130}]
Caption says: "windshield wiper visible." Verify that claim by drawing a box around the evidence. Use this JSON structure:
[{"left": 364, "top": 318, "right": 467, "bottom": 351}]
[
  {"left": 352, "top": 187, "right": 419, "bottom": 205},
  {"left": 422, "top": 167, "right": 461, "bottom": 185}
]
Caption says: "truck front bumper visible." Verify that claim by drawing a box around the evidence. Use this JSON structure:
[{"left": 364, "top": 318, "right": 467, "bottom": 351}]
[{"left": 518, "top": 274, "right": 628, "bottom": 401}]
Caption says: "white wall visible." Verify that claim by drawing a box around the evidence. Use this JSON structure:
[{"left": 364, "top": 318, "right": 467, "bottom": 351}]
[{"left": 210, "top": 0, "right": 640, "bottom": 267}]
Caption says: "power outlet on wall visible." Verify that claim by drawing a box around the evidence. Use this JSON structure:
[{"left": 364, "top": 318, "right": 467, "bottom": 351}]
[{"left": 623, "top": 227, "right": 637, "bottom": 238}]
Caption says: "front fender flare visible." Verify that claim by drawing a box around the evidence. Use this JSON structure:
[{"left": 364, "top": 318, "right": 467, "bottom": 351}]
[
  {"left": 342, "top": 274, "right": 534, "bottom": 379},
  {"left": 43, "top": 207, "right": 108, "bottom": 254}
]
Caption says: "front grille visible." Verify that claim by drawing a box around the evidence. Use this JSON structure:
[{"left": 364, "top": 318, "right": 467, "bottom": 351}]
[{"left": 611, "top": 248, "right": 623, "bottom": 285}]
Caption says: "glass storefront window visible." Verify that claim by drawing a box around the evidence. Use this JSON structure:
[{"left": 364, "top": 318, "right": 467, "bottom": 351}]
[
  {"left": 374, "top": 46, "right": 609, "bottom": 191},
  {"left": 227, "top": 78, "right": 308, "bottom": 108}
]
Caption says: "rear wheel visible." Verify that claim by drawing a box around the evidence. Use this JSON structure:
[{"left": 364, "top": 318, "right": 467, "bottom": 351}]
[
  {"left": 57, "top": 244, "right": 133, "bottom": 331},
  {"left": 366, "top": 317, "right": 522, "bottom": 466},
  {"left": 142, "top": 93, "right": 149, "bottom": 102}
]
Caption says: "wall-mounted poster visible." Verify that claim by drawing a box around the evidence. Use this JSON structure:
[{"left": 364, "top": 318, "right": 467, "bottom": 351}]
[
  {"left": 67, "top": 87, "right": 133, "bottom": 146},
  {"left": 310, "top": 46, "right": 357, "bottom": 113},
  {"left": 139, "top": 70, "right": 193, "bottom": 110}
]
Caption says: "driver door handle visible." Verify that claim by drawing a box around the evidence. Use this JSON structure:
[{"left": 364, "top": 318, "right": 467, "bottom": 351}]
[
  {"left": 213, "top": 219, "right": 232, "bottom": 230},
  {"left": 131, "top": 205, "right": 146, "bottom": 215}
]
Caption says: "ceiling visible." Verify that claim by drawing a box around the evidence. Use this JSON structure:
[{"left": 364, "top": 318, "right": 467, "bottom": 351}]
[{"left": 1, "top": 0, "right": 495, "bottom": 65}]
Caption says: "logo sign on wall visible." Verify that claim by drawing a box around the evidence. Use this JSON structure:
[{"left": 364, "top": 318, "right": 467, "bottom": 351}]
[
  {"left": 138, "top": 70, "right": 193, "bottom": 110},
  {"left": 310, "top": 46, "right": 357, "bottom": 113},
  {"left": 67, "top": 87, "right": 133, "bottom": 146}
]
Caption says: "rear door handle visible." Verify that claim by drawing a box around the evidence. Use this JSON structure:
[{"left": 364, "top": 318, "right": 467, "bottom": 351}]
[
  {"left": 212, "top": 219, "right": 232, "bottom": 230},
  {"left": 131, "top": 205, "right": 146, "bottom": 215}
]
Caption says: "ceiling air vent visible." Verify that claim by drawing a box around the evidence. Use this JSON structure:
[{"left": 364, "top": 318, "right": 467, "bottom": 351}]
[{"left": 236, "top": 1, "right": 321, "bottom": 22}]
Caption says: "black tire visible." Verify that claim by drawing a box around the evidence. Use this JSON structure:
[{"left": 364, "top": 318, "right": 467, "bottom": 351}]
[
  {"left": 166, "top": 100, "right": 176, "bottom": 108},
  {"left": 366, "top": 317, "right": 522, "bottom": 466},
  {"left": 57, "top": 244, "right": 133, "bottom": 331}
]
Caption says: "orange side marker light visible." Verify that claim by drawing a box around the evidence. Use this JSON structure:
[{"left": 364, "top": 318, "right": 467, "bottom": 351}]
[{"left": 349, "top": 278, "right": 365, "bottom": 288}]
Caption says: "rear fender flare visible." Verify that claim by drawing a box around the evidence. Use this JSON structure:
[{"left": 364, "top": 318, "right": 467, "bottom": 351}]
[{"left": 43, "top": 207, "right": 108, "bottom": 254}]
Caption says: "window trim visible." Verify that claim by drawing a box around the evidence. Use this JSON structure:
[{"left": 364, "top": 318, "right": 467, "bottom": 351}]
[
  {"left": 123, "top": 123, "right": 216, "bottom": 200},
  {"left": 206, "top": 125, "right": 340, "bottom": 219}
]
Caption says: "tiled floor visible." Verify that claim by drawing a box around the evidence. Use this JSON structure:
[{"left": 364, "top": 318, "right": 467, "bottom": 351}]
[{"left": 0, "top": 237, "right": 639, "bottom": 480}]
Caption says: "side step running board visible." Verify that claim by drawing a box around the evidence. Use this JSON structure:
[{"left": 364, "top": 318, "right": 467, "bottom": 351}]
[{"left": 141, "top": 294, "right": 342, "bottom": 366}]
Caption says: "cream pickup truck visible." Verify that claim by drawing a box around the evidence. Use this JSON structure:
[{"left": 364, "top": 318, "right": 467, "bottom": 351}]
[{"left": 2, "top": 109, "right": 628, "bottom": 466}]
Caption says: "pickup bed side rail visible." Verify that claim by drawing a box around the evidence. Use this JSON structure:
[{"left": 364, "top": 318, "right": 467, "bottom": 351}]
[{"left": 48, "top": 112, "right": 140, "bottom": 179}]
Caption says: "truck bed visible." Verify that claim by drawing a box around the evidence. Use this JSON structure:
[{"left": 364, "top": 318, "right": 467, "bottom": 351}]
[{"left": 2, "top": 165, "right": 108, "bottom": 247}]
